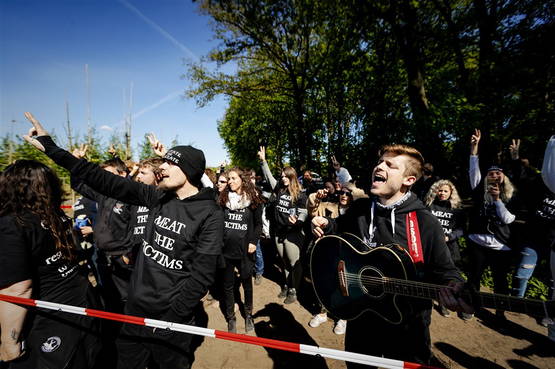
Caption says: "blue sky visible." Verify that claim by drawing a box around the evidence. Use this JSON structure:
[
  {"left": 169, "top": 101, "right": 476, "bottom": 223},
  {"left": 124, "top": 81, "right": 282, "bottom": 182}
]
[{"left": 1, "top": 0, "right": 232, "bottom": 166}]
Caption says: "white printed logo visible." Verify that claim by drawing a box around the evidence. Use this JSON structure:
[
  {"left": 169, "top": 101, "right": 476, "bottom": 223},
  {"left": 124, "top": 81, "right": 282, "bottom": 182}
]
[{"left": 41, "top": 336, "right": 61, "bottom": 353}]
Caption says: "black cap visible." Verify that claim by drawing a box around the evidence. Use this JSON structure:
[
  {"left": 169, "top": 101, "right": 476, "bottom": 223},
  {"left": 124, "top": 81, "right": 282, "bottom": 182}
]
[
  {"left": 164, "top": 145, "right": 206, "bottom": 187},
  {"left": 487, "top": 165, "right": 504, "bottom": 172}
]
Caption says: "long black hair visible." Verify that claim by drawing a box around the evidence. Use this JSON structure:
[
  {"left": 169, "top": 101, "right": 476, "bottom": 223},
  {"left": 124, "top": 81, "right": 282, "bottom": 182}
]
[{"left": 0, "top": 160, "right": 75, "bottom": 260}]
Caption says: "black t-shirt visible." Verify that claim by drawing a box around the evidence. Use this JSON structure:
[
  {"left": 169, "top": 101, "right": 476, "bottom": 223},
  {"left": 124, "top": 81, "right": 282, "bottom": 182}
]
[
  {"left": 0, "top": 213, "right": 87, "bottom": 306},
  {"left": 273, "top": 190, "right": 307, "bottom": 233},
  {"left": 223, "top": 207, "right": 251, "bottom": 259},
  {"left": 428, "top": 200, "right": 465, "bottom": 242}
]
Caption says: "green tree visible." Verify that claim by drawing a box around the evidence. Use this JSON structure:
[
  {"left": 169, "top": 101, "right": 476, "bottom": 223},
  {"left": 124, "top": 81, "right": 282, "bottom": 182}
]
[{"left": 138, "top": 133, "right": 155, "bottom": 160}]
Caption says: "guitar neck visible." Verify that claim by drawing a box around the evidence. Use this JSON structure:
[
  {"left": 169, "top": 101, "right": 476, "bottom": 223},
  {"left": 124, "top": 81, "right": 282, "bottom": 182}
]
[{"left": 382, "top": 278, "right": 552, "bottom": 317}]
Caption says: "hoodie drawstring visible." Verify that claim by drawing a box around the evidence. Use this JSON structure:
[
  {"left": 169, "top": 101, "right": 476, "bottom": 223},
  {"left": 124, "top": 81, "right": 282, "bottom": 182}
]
[
  {"left": 391, "top": 208, "right": 396, "bottom": 235},
  {"left": 368, "top": 202, "right": 375, "bottom": 241}
]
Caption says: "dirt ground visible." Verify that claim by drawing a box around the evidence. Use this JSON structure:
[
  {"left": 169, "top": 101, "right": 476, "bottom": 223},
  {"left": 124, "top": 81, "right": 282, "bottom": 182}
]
[{"left": 191, "top": 265, "right": 554, "bottom": 369}]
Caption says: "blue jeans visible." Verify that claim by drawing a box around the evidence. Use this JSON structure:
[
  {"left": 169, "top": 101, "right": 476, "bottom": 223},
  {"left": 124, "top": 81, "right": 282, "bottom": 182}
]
[
  {"left": 254, "top": 240, "right": 264, "bottom": 276},
  {"left": 512, "top": 246, "right": 538, "bottom": 298}
]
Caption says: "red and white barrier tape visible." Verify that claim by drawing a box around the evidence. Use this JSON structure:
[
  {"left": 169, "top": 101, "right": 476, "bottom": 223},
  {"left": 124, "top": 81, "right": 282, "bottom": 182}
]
[{"left": 0, "top": 293, "right": 437, "bottom": 369}]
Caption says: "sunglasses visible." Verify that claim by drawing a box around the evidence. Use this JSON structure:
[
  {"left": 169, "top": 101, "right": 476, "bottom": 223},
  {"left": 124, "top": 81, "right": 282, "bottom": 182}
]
[
  {"left": 336, "top": 191, "right": 352, "bottom": 196},
  {"left": 218, "top": 180, "right": 228, "bottom": 184}
]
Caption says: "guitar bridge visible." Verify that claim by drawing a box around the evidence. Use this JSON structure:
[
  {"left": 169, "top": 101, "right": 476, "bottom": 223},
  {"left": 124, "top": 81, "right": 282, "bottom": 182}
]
[{"left": 338, "top": 260, "right": 349, "bottom": 297}]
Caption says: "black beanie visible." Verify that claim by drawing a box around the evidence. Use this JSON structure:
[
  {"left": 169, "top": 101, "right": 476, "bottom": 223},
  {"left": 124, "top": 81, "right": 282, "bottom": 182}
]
[{"left": 164, "top": 145, "right": 206, "bottom": 187}]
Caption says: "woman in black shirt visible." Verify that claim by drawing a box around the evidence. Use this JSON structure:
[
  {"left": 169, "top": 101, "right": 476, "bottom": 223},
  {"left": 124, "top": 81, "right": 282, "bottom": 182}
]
[
  {"left": 218, "top": 168, "right": 264, "bottom": 333},
  {"left": 0, "top": 160, "right": 100, "bottom": 368}
]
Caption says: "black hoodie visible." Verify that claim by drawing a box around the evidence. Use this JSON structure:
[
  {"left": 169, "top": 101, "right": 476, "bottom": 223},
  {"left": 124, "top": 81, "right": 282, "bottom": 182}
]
[
  {"left": 37, "top": 136, "right": 224, "bottom": 323},
  {"left": 72, "top": 178, "right": 133, "bottom": 256},
  {"left": 328, "top": 192, "right": 462, "bottom": 288}
]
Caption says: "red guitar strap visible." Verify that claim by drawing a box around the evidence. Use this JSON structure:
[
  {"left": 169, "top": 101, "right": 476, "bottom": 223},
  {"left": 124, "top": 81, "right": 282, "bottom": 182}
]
[{"left": 406, "top": 211, "right": 424, "bottom": 264}]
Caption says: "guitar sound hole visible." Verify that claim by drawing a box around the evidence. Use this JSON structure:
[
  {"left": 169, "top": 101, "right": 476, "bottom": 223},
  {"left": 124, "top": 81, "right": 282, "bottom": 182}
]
[{"left": 359, "top": 267, "right": 385, "bottom": 298}]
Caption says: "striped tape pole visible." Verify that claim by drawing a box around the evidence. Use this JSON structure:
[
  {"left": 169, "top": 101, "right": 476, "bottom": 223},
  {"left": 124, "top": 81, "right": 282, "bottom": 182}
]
[{"left": 0, "top": 293, "right": 438, "bottom": 369}]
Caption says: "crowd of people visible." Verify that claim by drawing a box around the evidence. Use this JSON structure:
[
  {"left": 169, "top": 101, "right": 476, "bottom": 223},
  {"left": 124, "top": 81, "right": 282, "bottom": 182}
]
[{"left": 0, "top": 112, "right": 553, "bottom": 369}]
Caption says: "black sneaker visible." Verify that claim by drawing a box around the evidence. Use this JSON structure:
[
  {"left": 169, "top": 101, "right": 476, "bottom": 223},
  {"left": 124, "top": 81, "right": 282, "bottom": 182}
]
[
  {"left": 227, "top": 318, "right": 237, "bottom": 333},
  {"left": 284, "top": 288, "right": 297, "bottom": 304},
  {"left": 254, "top": 274, "right": 263, "bottom": 286},
  {"left": 245, "top": 315, "right": 254, "bottom": 332},
  {"left": 277, "top": 285, "right": 288, "bottom": 299}
]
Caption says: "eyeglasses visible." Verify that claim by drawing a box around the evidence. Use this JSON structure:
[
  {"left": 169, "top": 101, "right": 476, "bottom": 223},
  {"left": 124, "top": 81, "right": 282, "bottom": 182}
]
[{"left": 218, "top": 180, "right": 227, "bottom": 184}]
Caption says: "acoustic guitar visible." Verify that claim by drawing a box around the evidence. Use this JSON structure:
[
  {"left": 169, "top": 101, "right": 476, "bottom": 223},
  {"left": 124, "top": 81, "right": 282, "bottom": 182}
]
[{"left": 309, "top": 233, "right": 554, "bottom": 324}]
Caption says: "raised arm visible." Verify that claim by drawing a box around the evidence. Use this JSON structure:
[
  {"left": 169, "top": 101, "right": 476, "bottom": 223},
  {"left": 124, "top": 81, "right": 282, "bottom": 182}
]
[
  {"left": 469, "top": 128, "right": 482, "bottom": 190},
  {"left": 258, "top": 146, "right": 277, "bottom": 189},
  {"left": 23, "top": 112, "right": 159, "bottom": 207}
]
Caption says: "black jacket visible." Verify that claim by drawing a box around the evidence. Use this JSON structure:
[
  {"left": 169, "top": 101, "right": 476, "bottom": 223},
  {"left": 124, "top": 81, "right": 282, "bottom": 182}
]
[
  {"left": 38, "top": 136, "right": 224, "bottom": 323},
  {"left": 72, "top": 179, "right": 132, "bottom": 256},
  {"left": 327, "top": 192, "right": 462, "bottom": 286}
]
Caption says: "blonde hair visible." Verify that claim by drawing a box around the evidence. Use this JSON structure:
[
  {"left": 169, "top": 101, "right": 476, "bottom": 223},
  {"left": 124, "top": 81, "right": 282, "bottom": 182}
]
[
  {"left": 281, "top": 166, "right": 302, "bottom": 203},
  {"left": 425, "top": 179, "right": 462, "bottom": 208},
  {"left": 483, "top": 175, "right": 515, "bottom": 203},
  {"left": 379, "top": 144, "right": 424, "bottom": 180}
]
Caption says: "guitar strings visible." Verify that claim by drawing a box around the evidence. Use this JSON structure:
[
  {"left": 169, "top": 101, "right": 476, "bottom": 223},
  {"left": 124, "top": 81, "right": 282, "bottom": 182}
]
[{"left": 339, "top": 272, "right": 545, "bottom": 312}]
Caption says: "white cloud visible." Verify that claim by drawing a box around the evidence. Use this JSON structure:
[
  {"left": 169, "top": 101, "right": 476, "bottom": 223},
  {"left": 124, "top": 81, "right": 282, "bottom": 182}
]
[{"left": 100, "top": 125, "right": 114, "bottom": 131}]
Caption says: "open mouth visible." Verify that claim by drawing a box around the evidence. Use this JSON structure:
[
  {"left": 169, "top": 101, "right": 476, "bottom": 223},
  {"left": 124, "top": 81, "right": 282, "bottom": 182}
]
[{"left": 373, "top": 174, "right": 386, "bottom": 183}]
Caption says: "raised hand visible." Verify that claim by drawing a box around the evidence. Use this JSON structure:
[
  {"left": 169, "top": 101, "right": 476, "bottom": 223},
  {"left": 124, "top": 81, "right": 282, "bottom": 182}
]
[
  {"left": 72, "top": 144, "right": 89, "bottom": 159},
  {"left": 331, "top": 155, "right": 340, "bottom": 168},
  {"left": 23, "top": 112, "right": 50, "bottom": 152},
  {"left": 509, "top": 139, "right": 520, "bottom": 160},
  {"left": 315, "top": 189, "right": 328, "bottom": 199},
  {"left": 257, "top": 146, "right": 266, "bottom": 161},
  {"left": 470, "top": 128, "right": 481, "bottom": 156},
  {"left": 108, "top": 144, "right": 117, "bottom": 157},
  {"left": 129, "top": 163, "right": 140, "bottom": 177},
  {"left": 147, "top": 133, "right": 167, "bottom": 157}
]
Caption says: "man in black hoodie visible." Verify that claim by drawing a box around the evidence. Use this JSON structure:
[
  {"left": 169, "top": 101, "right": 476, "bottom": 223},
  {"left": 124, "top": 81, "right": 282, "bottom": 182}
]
[
  {"left": 312, "top": 144, "right": 470, "bottom": 368},
  {"left": 23, "top": 112, "right": 223, "bottom": 369}
]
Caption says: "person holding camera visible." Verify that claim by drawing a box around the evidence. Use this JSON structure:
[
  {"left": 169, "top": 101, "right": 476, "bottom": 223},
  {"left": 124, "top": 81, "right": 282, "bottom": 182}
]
[
  {"left": 466, "top": 129, "right": 517, "bottom": 322},
  {"left": 258, "top": 146, "right": 307, "bottom": 304}
]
